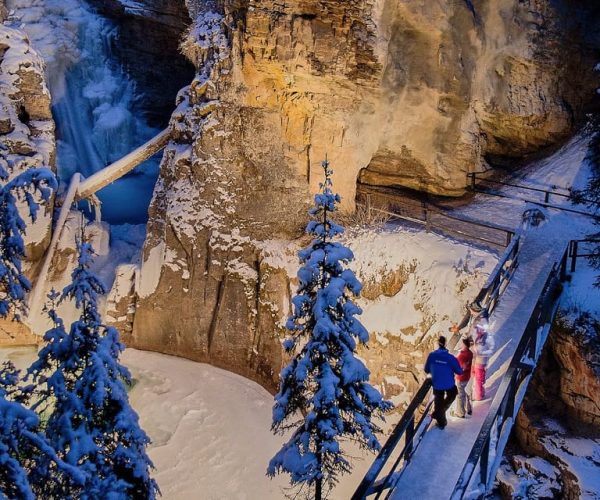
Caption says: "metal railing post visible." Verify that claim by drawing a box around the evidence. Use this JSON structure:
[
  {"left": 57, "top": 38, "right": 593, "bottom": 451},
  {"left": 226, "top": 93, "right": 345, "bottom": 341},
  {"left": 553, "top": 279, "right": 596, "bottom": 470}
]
[
  {"left": 405, "top": 416, "right": 415, "bottom": 459},
  {"left": 479, "top": 437, "right": 490, "bottom": 487},
  {"left": 570, "top": 240, "right": 578, "bottom": 273},
  {"left": 560, "top": 248, "right": 568, "bottom": 282}
]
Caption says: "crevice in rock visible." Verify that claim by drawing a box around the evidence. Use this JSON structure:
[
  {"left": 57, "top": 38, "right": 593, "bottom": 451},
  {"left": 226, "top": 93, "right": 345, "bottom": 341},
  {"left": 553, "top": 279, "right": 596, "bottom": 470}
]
[{"left": 207, "top": 276, "right": 225, "bottom": 354}]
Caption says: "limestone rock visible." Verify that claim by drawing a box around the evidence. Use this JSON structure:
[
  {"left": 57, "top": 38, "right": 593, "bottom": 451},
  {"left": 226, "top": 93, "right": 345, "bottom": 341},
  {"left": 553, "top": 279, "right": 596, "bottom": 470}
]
[
  {"left": 514, "top": 406, "right": 600, "bottom": 500},
  {"left": 179, "top": 0, "right": 600, "bottom": 206},
  {"left": 496, "top": 455, "right": 562, "bottom": 499},
  {"left": 550, "top": 313, "right": 600, "bottom": 428},
  {"left": 507, "top": 311, "right": 600, "bottom": 499},
  {"left": 105, "top": 264, "right": 138, "bottom": 340},
  {"left": 0, "top": 21, "right": 55, "bottom": 262},
  {"left": 120, "top": 0, "right": 600, "bottom": 396}
]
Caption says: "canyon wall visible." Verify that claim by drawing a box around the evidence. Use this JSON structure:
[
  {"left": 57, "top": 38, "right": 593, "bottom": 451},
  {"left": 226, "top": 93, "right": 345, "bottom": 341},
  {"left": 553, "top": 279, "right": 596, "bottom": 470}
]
[
  {"left": 87, "top": 0, "right": 196, "bottom": 126},
  {"left": 499, "top": 313, "right": 600, "bottom": 498},
  {"left": 0, "top": 7, "right": 55, "bottom": 343},
  {"left": 122, "top": 0, "right": 600, "bottom": 391}
]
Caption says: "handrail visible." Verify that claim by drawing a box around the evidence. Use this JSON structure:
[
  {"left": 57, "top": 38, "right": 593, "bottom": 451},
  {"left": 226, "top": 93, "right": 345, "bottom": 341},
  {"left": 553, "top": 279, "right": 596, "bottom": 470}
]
[
  {"left": 351, "top": 231, "right": 521, "bottom": 499},
  {"left": 450, "top": 246, "right": 567, "bottom": 499},
  {"left": 468, "top": 172, "right": 573, "bottom": 200},
  {"left": 568, "top": 239, "right": 600, "bottom": 272}
]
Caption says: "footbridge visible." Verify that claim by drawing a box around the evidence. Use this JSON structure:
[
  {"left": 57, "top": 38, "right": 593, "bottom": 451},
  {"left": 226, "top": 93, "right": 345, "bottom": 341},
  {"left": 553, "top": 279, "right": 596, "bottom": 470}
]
[
  {"left": 352, "top": 207, "right": 582, "bottom": 499},
  {"left": 28, "top": 128, "right": 171, "bottom": 323}
]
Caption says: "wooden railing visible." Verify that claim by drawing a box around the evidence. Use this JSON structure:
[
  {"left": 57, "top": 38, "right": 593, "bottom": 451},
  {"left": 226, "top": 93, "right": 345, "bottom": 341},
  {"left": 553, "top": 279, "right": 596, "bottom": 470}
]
[
  {"left": 351, "top": 232, "right": 521, "bottom": 500},
  {"left": 450, "top": 246, "right": 568, "bottom": 499},
  {"left": 357, "top": 186, "right": 515, "bottom": 249}
]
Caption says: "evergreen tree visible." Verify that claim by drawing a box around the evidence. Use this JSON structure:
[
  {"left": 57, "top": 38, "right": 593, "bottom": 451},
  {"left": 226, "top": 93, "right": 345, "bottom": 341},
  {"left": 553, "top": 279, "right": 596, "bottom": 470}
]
[
  {"left": 29, "top": 242, "right": 159, "bottom": 499},
  {"left": 0, "top": 164, "right": 62, "bottom": 496},
  {"left": 0, "top": 166, "right": 56, "bottom": 318},
  {"left": 268, "top": 160, "right": 391, "bottom": 499},
  {"left": 0, "top": 360, "right": 84, "bottom": 499}
]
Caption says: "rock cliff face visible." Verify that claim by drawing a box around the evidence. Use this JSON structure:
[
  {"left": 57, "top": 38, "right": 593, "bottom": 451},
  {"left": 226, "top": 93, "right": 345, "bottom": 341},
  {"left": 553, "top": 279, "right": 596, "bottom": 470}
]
[
  {"left": 0, "top": 7, "right": 55, "bottom": 343},
  {"left": 193, "top": 0, "right": 598, "bottom": 202},
  {"left": 500, "top": 313, "right": 600, "bottom": 499},
  {"left": 122, "top": 0, "right": 600, "bottom": 391}
]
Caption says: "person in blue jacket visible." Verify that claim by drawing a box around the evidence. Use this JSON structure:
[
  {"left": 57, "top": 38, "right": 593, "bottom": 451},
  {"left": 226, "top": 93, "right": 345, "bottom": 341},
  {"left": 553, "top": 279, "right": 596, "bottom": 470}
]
[{"left": 424, "top": 335, "right": 463, "bottom": 429}]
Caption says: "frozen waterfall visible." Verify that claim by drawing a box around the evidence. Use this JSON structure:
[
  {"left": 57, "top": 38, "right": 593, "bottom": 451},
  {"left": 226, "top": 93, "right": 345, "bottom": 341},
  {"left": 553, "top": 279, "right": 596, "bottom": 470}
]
[{"left": 8, "top": 0, "right": 163, "bottom": 224}]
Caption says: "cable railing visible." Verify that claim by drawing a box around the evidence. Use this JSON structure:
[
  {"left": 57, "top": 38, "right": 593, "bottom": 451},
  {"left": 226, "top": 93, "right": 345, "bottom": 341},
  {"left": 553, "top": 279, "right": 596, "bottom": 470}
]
[
  {"left": 357, "top": 186, "right": 515, "bottom": 249},
  {"left": 351, "top": 232, "right": 521, "bottom": 500},
  {"left": 450, "top": 246, "right": 568, "bottom": 499}
]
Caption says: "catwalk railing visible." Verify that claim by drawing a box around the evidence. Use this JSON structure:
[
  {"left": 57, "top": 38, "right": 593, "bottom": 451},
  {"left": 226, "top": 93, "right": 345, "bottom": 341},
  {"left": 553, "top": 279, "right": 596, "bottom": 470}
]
[
  {"left": 351, "top": 233, "right": 521, "bottom": 500},
  {"left": 450, "top": 246, "right": 568, "bottom": 499},
  {"left": 356, "top": 185, "right": 515, "bottom": 249}
]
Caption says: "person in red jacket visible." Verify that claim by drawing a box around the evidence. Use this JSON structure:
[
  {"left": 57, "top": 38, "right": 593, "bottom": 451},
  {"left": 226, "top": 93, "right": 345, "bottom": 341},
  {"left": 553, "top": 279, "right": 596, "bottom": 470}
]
[{"left": 453, "top": 338, "right": 473, "bottom": 418}]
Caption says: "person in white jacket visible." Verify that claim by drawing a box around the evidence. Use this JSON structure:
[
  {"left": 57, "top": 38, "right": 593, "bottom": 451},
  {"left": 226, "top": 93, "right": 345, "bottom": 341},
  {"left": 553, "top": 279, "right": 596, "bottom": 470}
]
[
  {"left": 471, "top": 321, "right": 494, "bottom": 400},
  {"left": 451, "top": 301, "right": 493, "bottom": 400}
]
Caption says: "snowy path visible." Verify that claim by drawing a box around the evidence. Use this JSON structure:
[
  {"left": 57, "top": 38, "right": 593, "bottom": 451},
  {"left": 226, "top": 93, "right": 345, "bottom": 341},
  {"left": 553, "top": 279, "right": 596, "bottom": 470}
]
[
  {"left": 449, "top": 134, "right": 591, "bottom": 229},
  {"left": 387, "top": 135, "right": 595, "bottom": 499}
]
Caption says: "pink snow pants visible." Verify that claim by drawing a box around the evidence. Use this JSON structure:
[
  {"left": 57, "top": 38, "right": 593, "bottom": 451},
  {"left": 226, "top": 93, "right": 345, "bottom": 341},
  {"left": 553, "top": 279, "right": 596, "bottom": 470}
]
[{"left": 472, "top": 364, "right": 486, "bottom": 401}]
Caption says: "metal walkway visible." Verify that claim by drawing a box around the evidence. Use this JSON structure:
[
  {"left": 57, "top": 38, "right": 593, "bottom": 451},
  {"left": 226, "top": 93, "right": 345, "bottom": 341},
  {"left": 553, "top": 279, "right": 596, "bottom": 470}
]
[{"left": 353, "top": 208, "right": 581, "bottom": 499}]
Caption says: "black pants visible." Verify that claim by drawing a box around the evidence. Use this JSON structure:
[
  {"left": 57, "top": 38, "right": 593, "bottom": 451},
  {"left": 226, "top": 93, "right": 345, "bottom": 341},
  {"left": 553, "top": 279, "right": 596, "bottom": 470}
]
[{"left": 432, "top": 386, "right": 458, "bottom": 427}]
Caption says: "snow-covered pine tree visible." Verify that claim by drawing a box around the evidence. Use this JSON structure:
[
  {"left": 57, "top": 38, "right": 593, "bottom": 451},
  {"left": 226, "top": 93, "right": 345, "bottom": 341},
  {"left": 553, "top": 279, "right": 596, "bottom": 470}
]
[
  {"left": 268, "top": 159, "right": 392, "bottom": 499},
  {"left": 0, "top": 360, "right": 84, "bottom": 499},
  {"left": 0, "top": 165, "right": 56, "bottom": 318},
  {"left": 28, "top": 242, "right": 159, "bottom": 499},
  {"left": 0, "top": 164, "right": 63, "bottom": 497}
]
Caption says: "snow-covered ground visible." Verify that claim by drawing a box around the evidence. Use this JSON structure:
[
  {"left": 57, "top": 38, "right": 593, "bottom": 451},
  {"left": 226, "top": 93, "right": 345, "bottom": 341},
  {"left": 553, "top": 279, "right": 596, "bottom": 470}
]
[
  {"left": 561, "top": 254, "right": 600, "bottom": 321},
  {"left": 451, "top": 133, "right": 592, "bottom": 229},
  {"left": 350, "top": 226, "right": 496, "bottom": 346},
  {"left": 0, "top": 346, "right": 373, "bottom": 499}
]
